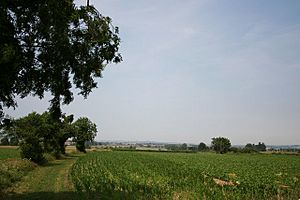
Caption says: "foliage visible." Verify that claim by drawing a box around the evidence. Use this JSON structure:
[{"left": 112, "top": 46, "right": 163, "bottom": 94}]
[
  {"left": 0, "top": 157, "right": 36, "bottom": 191},
  {"left": 255, "top": 142, "right": 267, "bottom": 151},
  {"left": 71, "top": 151, "right": 300, "bottom": 199},
  {"left": 13, "top": 112, "right": 47, "bottom": 163},
  {"left": 3, "top": 111, "right": 97, "bottom": 162},
  {"left": 73, "top": 117, "right": 97, "bottom": 153},
  {"left": 181, "top": 143, "right": 187, "bottom": 150},
  {"left": 57, "top": 114, "right": 76, "bottom": 154},
  {"left": 19, "top": 139, "right": 45, "bottom": 163},
  {"left": 198, "top": 142, "right": 208, "bottom": 151},
  {"left": 0, "top": 137, "right": 9, "bottom": 145},
  {"left": 165, "top": 143, "right": 193, "bottom": 151},
  {"left": 245, "top": 142, "right": 266, "bottom": 152},
  {"left": 211, "top": 137, "right": 231, "bottom": 154},
  {"left": 0, "top": 117, "right": 18, "bottom": 145},
  {"left": 0, "top": 0, "right": 121, "bottom": 119}
]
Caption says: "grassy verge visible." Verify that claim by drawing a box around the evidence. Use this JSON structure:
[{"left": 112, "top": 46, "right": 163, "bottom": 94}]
[
  {"left": 0, "top": 158, "right": 37, "bottom": 192},
  {"left": 0, "top": 147, "right": 36, "bottom": 192},
  {"left": 1, "top": 153, "right": 83, "bottom": 200}
]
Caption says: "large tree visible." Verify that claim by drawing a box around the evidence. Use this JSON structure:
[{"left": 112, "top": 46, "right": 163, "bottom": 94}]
[
  {"left": 211, "top": 137, "right": 231, "bottom": 154},
  {"left": 0, "top": 0, "right": 121, "bottom": 120}
]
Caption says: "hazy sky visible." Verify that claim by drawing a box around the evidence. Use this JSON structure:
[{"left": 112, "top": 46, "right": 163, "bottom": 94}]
[{"left": 5, "top": 0, "right": 300, "bottom": 145}]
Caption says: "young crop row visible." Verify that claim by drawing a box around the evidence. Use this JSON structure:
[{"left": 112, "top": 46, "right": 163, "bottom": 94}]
[{"left": 70, "top": 151, "right": 300, "bottom": 199}]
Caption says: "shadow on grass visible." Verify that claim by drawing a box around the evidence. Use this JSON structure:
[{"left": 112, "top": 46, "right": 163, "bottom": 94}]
[{"left": 1, "top": 191, "right": 139, "bottom": 200}]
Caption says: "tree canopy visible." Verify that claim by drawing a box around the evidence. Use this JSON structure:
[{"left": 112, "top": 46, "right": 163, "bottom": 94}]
[
  {"left": 73, "top": 117, "right": 97, "bottom": 153},
  {"left": 0, "top": 0, "right": 121, "bottom": 120},
  {"left": 245, "top": 142, "right": 266, "bottom": 152},
  {"left": 198, "top": 142, "right": 208, "bottom": 151},
  {"left": 1, "top": 111, "right": 97, "bottom": 163},
  {"left": 211, "top": 137, "right": 231, "bottom": 154}
]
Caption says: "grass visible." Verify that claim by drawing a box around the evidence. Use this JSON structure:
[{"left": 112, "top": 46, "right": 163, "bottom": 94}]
[
  {"left": 0, "top": 146, "right": 83, "bottom": 200},
  {"left": 0, "top": 147, "right": 20, "bottom": 160},
  {"left": 1, "top": 147, "right": 299, "bottom": 199},
  {"left": 3, "top": 154, "right": 81, "bottom": 199},
  {"left": 0, "top": 158, "right": 36, "bottom": 192},
  {"left": 70, "top": 151, "right": 300, "bottom": 199}
]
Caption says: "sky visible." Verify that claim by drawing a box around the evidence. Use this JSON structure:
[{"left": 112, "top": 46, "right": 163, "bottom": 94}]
[{"left": 5, "top": 0, "right": 300, "bottom": 145}]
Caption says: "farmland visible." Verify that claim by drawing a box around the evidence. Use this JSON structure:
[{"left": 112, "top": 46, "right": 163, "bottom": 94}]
[
  {"left": 1, "top": 147, "right": 299, "bottom": 199},
  {"left": 71, "top": 151, "right": 300, "bottom": 199},
  {"left": 0, "top": 147, "right": 20, "bottom": 160}
]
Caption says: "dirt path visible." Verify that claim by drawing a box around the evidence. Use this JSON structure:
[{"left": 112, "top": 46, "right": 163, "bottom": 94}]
[{"left": 3, "top": 155, "right": 82, "bottom": 200}]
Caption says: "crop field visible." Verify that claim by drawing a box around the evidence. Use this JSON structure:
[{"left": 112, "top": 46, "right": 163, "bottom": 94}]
[
  {"left": 70, "top": 151, "right": 300, "bottom": 199},
  {"left": 0, "top": 147, "right": 20, "bottom": 160}
]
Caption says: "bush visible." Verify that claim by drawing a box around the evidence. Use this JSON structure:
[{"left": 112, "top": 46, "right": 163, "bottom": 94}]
[
  {"left": 0, "top": 158, "right": 36, "bottom": 191},
  {"left": 229, "top": 147, "right": 241, "bottom": 153},
  {"left": 76, "top": 141, "right": 86, "bottom": 153},
  {"left": 19, "top": 139, "right": 45, "bottom": 164},
  {"left": 241, "top": 148, "right": 258, "bottom": 153},
  {"left": 0, "top": 137, "right": 9, "bottom": 145}
]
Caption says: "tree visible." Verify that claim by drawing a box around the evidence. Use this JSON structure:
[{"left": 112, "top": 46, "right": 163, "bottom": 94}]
[
  {"left": 9, "top": 136, "right": 19, "bottom": 145},
  {"left": 13, "top": 112, "right": 46, "bottom": 163},
  {"left": 255, "top": 142, "right": 266, "bottom": 151},
  {"left": 181, "top": 143, "right": 188, "bottom": 151},
  {"left": 245, "top": 143, "right": 254, "bottom": 149},
  {"left": 57, "top": 114, "right": 76, "bottom": 154},
  {"left": 0, "top": 137, "right": 9, "bottom": 145},
  {"left": 244, "top": 142, "right": 266, "bottom": 152},
  {"left": 73, "top": 117, "right": 97, "bottom": 153},
  {"left": 0, "top": 1, "right": 122, "bottom": 120},
  {"left": 198, "top": 142, "right": 208, "bottom": 151},
  {"left": 211, "top": 137, "right": 231, "bottom": 154}
]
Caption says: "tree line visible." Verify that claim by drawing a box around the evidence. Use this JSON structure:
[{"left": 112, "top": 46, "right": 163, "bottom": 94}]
[
  {"left": 165, "top": 137, "right": 266, "bottom": 154},
  {"left": 0, "top": 112, "right": 97, "bottom": 163}
]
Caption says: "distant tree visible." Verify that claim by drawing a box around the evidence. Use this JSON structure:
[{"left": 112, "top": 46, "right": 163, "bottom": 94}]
[
  {"left": 244, "top": 142, "right": 266, "bottom": 152},
  {"left": 73, "top": 117, "right": 97, "bottom": 153},
  {"left": 165, "top": 144, "right": 181, "bottom": 151},
  {"left": 211, "top": 137, "right": 231, "bottom": 154},
  {"left": 181, "top": 143, "right": 188, "bottom": 151},
  {"left": 255, "top": 142, "right": 266, "bottom": 151},
  {"left": 198, "top": 142, "right": 208, "bottom": 151},
  {"left": 245, "top": 143, "right": 254, "bottom": 149}
]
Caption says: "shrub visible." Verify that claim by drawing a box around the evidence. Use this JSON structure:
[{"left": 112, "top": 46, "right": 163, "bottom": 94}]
[
  {"left": 0, "top": 158, "right": 36, "bottom": 191},
  {"left": 19, "top": 139, "right": 45, "bottom": 164}
]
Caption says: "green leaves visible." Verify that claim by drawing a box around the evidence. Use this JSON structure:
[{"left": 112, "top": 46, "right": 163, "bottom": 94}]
[
  {"left": 211, "top": 137, "right": 231, "bottom": 154},
  {"left": 73, "top": 117, "right": 97, "bottom": 153},
  {"left": 0, "top": 0, "right": 122, "bottom": 119}
]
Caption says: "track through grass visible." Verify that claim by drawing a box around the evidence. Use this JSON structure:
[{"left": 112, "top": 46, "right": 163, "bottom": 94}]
[{"left": 3, "top": 154, "right": 82, "bottom": 200}]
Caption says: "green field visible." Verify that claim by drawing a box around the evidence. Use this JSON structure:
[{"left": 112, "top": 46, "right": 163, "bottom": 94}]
[
  {"left": 0, "top": 147, "right": 20, "bottom": 160},
  {"left": 71, "top": 151, "right": 300, "bottom": 199},
  {"left": 1, "top": 148, "right": 299, "bottom": 199}
]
